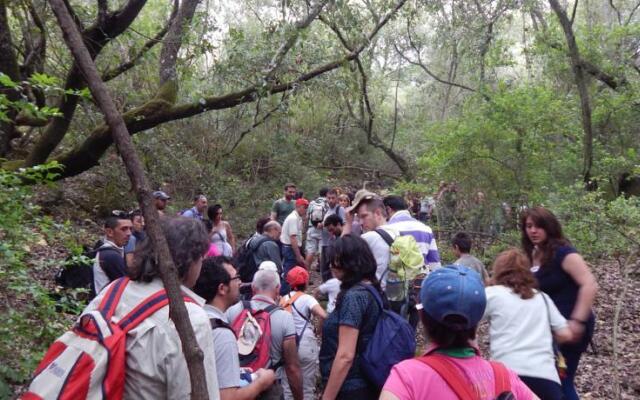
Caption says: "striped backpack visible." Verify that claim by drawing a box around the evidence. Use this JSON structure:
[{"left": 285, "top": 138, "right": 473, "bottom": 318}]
[{"left": 21, "top": 278, "right": 191, "bottom": 399}]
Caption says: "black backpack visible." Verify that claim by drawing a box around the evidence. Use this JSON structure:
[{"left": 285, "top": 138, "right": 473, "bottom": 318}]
[
  {"left": 54, "top": 241, "right": 103, "bottom": 291},
  {"left": 234, "top": 235, "right": 275, "bottom": 283}
]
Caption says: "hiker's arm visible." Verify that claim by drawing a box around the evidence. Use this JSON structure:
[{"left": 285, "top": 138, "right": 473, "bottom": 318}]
[
  {"left": 225, "top": 221, "right": 237, "bottom": 253},
  {"left": 290, "top": 235, "right": 306, "bottom": 267},
  {"left": 553, "top": 326, "right": 573, "bottom": 344},
  {"left": 562, "top": 253, "right": 598, "bottom": 340},
  {"left": 341, "top": 211, "right": 353, "bottom": 236},
  {"left": 220, "top": 369, "right": 275, "bottom": 400},
  {"left": 321, "top": 325, "right": 358, "bottom": 400},
  {"left": 311, "top": 304, "right": 327, "bottom": 321},
  {"left": 282, "top": 336, "right": 303, "bottom": 400}
]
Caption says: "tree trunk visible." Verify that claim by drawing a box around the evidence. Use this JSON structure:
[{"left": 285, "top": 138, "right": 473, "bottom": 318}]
[
  {"left": 0, "top": 0, "right": 21, "bottom": 157},
  {"left": 47, "top": 0, "right": 210, "bottom": 398},
  {"left": 548, "top": 0, "right": 595, "bottom": 184}
]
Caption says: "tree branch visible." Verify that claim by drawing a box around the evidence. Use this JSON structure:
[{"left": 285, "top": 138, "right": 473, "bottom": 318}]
[
  {"left": 159, "top": 0, "right": 200, "bottom": 84},
  {"left": 222, "top": 93, "right": 289, "bottom": 157},
  {"left": 24, "top": 0, "right": 149, "bottom": 167},
  {"left": 47, "top": 0, "right": 210, "bottom": 398},
  {"left": 47, "top": 0, "right": 408, "bottom": 179},
  {"left": 264, "top": 0, "right": 332, "bottom": 81},
  {"left": 549, "top": 0, "right": 594, "bottom": 184}
]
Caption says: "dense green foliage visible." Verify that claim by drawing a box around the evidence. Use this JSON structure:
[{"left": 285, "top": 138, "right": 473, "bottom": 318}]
[{"left": 0, "top": 163, "right": 87, "bottom": 396}]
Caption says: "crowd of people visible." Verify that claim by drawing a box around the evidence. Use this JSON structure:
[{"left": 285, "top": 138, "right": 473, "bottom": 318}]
[{"left": 25, "top": 184, "right": 599, "bottom": 400}]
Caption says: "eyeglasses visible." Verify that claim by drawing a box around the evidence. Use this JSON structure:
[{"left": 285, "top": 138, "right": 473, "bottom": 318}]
[{"left": 230, "top": 275, "right": 241, "bottom": 281}]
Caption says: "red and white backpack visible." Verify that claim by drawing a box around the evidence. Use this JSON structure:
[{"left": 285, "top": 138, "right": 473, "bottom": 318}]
[{"left": 21, "top": 278, "right": 192, "bottom": 399}]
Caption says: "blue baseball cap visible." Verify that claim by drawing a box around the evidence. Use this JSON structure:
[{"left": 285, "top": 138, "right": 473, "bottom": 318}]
[{"left": 420, "top": 265, "right": 486, "bottom": 330}]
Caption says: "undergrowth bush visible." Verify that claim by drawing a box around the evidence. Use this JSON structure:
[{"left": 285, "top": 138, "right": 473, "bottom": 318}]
[{"left": 0, "top": 163, "right": 88, "bottom": 397}]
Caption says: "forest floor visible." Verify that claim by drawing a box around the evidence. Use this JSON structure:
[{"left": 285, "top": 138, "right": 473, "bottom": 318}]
[{"left": 9, "top": 209, "right": 640, "bottom": 399}]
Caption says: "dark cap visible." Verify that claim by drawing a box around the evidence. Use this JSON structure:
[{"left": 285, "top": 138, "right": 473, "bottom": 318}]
[{"left": 153, "top": 191, "right": 171, "bottom": 200}]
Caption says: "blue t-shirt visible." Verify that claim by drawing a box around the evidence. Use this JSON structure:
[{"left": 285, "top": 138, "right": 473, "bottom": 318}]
[{"left": 319, "top": 284, "right": 382, "bottom": 393}]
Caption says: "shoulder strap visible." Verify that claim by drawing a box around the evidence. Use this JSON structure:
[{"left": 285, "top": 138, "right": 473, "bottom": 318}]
[
  {"left": 117, "top": 289, "right": 195, "bottom": 333},
  {"left": 375, "top": 228, "right": 394, "bottom": 246},
  {"left": 490, "top": 361, "right": 511, "bottom": 395},
  {"left": 264, "top": 303, "right": 281, "bottom": 314},
  {"left": 358, "top": 283, "right": 384, "bottom": 310},
  {"left": 417, "top": 355, "right": 478, "bottom": 400},
  {"left": 97, "top": 277, "right": 130, "bottom": 321},
  {"left": 210, "top": 318, "right": 235, "bottom": 336},
  {"left": 282, "top": 291, "right": 305, "bottom": 309}
]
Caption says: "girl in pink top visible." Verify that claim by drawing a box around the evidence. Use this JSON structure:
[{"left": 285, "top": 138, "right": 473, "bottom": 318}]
[{"left": 380, "top": 265, "right": 538, "bottom": 400}]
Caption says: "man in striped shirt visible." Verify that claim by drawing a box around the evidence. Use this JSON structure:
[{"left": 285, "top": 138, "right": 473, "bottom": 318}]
[{"left": 383, "top": 195, "right": 441, "bottom": 272}]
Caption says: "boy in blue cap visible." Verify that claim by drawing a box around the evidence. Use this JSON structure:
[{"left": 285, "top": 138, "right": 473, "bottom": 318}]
[{"left": 380, "top": 265, "right": 538, "bottom": 400}]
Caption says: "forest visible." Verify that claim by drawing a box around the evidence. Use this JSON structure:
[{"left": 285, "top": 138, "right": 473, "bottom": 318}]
[{"left": 1, "top": 0, "right": 639, "bottom": 398}]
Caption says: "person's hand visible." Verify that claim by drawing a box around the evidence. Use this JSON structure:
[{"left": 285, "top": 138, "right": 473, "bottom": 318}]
[
  {"left": 568, "top": 319, "right": 586, "bottom": 342},
  {"left": 296, "top": 257, "right": 307, "bottom": 268},
  {"left": 345, "top": 210, "right": 354, "bottom": 224},
  {"left": 254, "top": 368, "right": 276, "bottom": 389}
]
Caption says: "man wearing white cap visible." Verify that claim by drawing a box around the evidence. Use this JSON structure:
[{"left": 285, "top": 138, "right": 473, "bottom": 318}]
[{"left": 226, "top": 269, "right": 303, "bottom": 400}]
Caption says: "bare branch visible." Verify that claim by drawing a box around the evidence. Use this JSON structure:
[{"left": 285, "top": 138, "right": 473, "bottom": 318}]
[
  {"left": 608, "top": 0, "right": 623, "bottom": 25},
  {"left": 549, "top": 0, "right": 594, "bottom": 183},
  {"left": 222, "top": 93, "right": 290, "bottom": 156},
  {"left": 159, "top": 0, "right": 200, "bottom": 84},
  {"left": 264, "top": 0, "right": 331, "bottom": 81},
  {"left": 625, "top": 1, "right": 640, "bottom": 25},
  {"left": 97, "top": 0, "right": 108, "bottom": 24},
  {"left": 102, "top": 22, "right": 172, "bottom": 82},
  {"left": 570, "top": 0, "right": 579, "bottom": 26}
]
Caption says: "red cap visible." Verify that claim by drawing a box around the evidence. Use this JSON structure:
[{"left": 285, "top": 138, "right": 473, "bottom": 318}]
[
  {"left": 295, "top": 198, "right": 309, "bottom": 207},
  {"left": 286, "top": 266, "right": 309, "bottom": 288}
]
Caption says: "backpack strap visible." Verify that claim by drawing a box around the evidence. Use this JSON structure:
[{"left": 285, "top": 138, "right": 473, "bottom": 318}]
[
  {"left": 417, "top": 354, "right": 478, "bottom": 400},
  {"left": 490, "top": 361, "right": 511, "bottom": 395},
  {"left": 374, "top": 228, "right": 394, "bottom": 247},
  {"left": 117, "top": 290, "right": 196, "bottom": 333},
  {"left": 264, "top": 303, "right": 281, "bottom": 314},
  {"left": 98, "top": 277, "right": 130, "bottom": 321},
  {"left": 210, "top": 318, "right": 236, "bottom": 337},
  {"left": 280, "top": 291, "right": 305, "bottom": 310},
  {"left": 358, "top": 283, "right": 384, "bottom": 311}
]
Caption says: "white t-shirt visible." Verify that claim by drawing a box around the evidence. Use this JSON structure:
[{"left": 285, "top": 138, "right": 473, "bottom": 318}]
[
  {"left": 281, "top": 292, "right": 319, "bottom": 337},
  {"left": 318, "top": 278, "right": 341, "bottom": 313},
  {"left": 484, "top": 285, "right": 568, "bottom": 383},
  {"left": 280, "top": 210, "right": 302, "bottom": 246},
  {"left": 361, "top": 226, "right": 399, "bottom": 290}
]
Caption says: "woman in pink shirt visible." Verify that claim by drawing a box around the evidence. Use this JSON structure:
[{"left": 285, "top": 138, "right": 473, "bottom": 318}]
[{"left": 381, "top": 265, "right": 539, "bottom": 400}]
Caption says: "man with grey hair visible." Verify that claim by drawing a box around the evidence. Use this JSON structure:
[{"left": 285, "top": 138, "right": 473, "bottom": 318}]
[
  {"left": 251, "top": 220, "right": 283, "bottom": 272},
  {"left": 226, "top": 270, "right": 303, "bottom": 400}
]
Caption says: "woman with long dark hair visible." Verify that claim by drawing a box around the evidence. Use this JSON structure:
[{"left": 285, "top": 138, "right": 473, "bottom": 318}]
[
  {"left": 485, "top": 248, "right": 573, "bottom": 399},
  {"left": 319, "top": 234, "right": 383, "bottom": 399},
  {"left": 520, "top": 207, "right": 598, "bottom": 400},
  {"left": 207, "top": 204, "right": 236, "bottom": 256}
]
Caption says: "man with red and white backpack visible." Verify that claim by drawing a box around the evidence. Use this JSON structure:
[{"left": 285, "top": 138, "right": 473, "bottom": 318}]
[
  {"left": 22, "top": 217, "right": 220, "bottom": 400},
  {"left": 226, "top": 269, "right": 303, "bottom": 400},
  {"left": 193, "top": 256, "right": 276, "bottom": 400}
]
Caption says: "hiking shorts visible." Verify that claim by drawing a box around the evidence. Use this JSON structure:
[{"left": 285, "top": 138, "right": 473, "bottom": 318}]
[{"left": 305, "top": 227, "right": 322, "bottom": 255}]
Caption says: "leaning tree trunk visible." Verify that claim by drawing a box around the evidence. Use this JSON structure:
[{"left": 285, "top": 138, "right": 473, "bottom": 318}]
[
  {"left": 47, "top": 0, "right": 210, "bottom": 398},
  {"left": 548, "top": 0, "right": 594, "bottom": 186}
]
